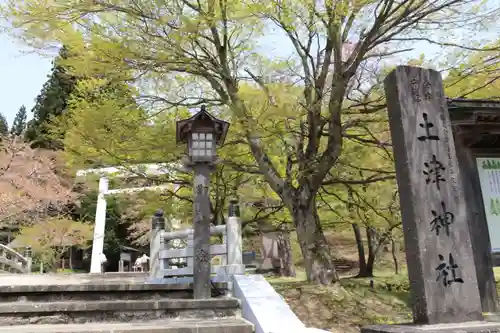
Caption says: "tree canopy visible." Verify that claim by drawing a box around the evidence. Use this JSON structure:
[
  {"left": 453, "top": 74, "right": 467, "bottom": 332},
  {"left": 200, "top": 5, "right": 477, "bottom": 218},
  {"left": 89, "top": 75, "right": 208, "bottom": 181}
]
[
  {"left": 10, "top": 105, "right": 26, "bottom": 136},
  {"left": 3, "top": 0, "right": 498, "bottom": 283},
  {"left": 0, "top": 137, "right": 77, "bottom": 228},
  {"left": 0, "top": 113, "right": 8, "bottom": 136},
  {"left": 24, "top": 46, "right": 78, "bottom": 149}
]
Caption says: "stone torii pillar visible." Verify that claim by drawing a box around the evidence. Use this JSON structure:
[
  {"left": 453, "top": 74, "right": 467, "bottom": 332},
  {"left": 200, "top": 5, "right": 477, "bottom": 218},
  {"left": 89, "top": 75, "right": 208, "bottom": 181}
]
[{"left": 90, "top": 177, "right": 108, "bottom": 273}]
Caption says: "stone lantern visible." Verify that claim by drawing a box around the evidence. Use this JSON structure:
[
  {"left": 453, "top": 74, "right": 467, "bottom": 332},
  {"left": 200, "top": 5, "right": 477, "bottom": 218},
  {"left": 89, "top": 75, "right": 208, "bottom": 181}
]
[
  {"left": 175, "top": 105, "right": 229, "bottom": 299},
  {"left": 176, "top": 105, "right": 229, "bottom": 164}
]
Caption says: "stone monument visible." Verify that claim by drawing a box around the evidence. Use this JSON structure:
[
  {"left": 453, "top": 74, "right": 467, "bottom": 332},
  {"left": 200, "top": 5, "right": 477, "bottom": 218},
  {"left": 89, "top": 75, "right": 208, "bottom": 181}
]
[
  {"left": 258, "top": 232, "right": 281, "bottom": 272},
  {"left": 362, "top": 66, "right": 500, "bottom": 333}
]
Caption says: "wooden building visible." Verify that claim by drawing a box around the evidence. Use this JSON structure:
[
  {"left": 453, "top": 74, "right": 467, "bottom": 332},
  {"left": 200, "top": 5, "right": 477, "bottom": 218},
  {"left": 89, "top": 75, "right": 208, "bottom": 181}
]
[{"left": 448, "top": 97, "right": 500, "bottom": 313}]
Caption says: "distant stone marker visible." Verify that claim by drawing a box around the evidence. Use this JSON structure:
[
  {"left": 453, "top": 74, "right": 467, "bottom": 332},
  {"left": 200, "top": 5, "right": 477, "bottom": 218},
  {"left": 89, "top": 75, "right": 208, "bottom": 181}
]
[
  {"left": 258, "top": 232, "right": 281, "bottom": 271},
  {"left": 377, "top": 66, "right": 482, "bottom": 325}
]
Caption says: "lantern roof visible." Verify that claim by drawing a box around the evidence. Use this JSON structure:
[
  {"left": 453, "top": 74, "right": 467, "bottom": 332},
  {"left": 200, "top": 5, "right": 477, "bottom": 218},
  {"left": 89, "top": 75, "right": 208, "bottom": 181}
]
[{"left": 175, "top": 105, "right": 230, "bottom": 146}]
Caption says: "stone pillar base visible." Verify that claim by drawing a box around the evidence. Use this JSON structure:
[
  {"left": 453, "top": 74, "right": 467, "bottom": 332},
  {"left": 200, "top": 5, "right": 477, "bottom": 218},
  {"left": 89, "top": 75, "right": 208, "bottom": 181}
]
[{"left": 362, "top": 321, "right": 500, "bottom": 333}]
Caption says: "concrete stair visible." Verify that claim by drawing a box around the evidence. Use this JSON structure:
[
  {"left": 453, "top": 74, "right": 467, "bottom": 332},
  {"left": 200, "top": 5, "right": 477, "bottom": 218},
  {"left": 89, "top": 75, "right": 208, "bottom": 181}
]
[
  {"left": 333, "top": 258, "right": 358, "bottom": 273},
  {"left": 0, "top": 318, "right": 253, "bottom": 333},
  {"left": 0, "top": 273, "right": 254, "bottom": 333}
]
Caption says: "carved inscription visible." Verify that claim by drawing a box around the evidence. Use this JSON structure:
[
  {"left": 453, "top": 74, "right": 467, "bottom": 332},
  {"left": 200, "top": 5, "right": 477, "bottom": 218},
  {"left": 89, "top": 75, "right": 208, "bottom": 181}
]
[
  {"left": 418, "top": 113, "right": 440, "bottom": 142},
  {"left": 430, "top": 201, "right": 454, "bottom": 237},
  {"left": 436, "top": 253, "right": 464, "bottom": 287},
  {"left": 195, "top": 248, "right": 210, "bottom": 263},
  {"left": 413, "top": 74, "right": 464, "bottom": 287},
  {"left": 194, "top": 184, "right": 209, "bottom": 224}
]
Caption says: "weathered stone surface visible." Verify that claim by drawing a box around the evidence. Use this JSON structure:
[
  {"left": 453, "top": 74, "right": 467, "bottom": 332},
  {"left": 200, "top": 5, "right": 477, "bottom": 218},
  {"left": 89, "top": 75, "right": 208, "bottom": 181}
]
[
  {"left": 384, "top": 66, "right": 482, "bottom": 324},
  {"left": 0, "top": 289, "right": 192, "bottom": 302},
  {"left": 0, "top": 298, "right": 241, "bottom": 326},
  {"left": 0, "top": 275, "right": 229, "bottom": 294},
  {"left": 192, "top": 164, "right": 213, "bottom": 299},
  {"left": 0, "top": 318, "right": 254, "bottom": 333},
  {"left": 0, "top": 273, "right": 246, "bottom": 331},
  {"left": 0, "top": 273, "right": 149, "bottom": 288},
  {"left": 0, "top": 298, "right": 239, "bottom": 313},
  {"left": 0, "top": 309, "right": 239, "bottom": 326},
  {"left": 0, "top": 282, "right": 229, "bottom": 293},
  {"left": 258, "top": 232, "right": 280, "bottom": 271}
]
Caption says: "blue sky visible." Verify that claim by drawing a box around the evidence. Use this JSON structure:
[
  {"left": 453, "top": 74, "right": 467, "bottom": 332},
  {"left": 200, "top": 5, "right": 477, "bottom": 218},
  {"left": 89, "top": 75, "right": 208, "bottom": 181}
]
[
  {"left": 0, "top": 29, "right": 428, "bottom": 128},
  {"left": 0, "top": 34, "right": 53, "bottom": 126},
  {"left": 0, "top": 6, "right": 494, "bottom": 127}
]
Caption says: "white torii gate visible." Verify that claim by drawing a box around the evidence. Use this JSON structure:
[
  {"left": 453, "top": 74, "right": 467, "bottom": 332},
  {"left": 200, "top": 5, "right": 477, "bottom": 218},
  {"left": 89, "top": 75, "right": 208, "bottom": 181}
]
[{"left": 76, "top": 163, "right": 178, "bottom": 273}]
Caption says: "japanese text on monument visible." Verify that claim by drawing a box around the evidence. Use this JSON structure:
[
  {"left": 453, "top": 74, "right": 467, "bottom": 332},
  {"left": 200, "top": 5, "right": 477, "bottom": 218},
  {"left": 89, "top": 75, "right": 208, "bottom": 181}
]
[{"left": 412, "top": 76, "right": 464, "bottom": 287}]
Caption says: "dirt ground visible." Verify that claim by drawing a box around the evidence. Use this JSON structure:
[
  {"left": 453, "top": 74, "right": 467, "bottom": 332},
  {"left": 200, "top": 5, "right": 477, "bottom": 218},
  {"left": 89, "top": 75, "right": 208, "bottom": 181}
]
[
  {"left": 265, "top": 230, "right": 500, "bottom": 332},
  {"left": 272, "top": 278, "right": 411, "bottom": 333},
  {"left": 266, "top": 230, "right": 411, "bottom": 333}
]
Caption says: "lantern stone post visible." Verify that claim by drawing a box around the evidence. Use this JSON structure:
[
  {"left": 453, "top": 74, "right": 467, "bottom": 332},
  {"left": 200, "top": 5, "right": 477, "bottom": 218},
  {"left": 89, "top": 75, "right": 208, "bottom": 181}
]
[{"left": 176, "top": 105, "right": 230, "bottom": 299}]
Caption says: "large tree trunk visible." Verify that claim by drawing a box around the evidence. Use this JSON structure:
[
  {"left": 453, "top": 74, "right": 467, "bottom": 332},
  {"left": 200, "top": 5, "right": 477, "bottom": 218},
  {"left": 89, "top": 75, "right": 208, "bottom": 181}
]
[
  {"left": 352, "top": 223, "right": 368, "bottom": 277},
  {"left": 276, "top": 231, "right": 296, "bottom": 277},
  {"left": 363, "top": 227, "right": 377, "bottom": 277},
  {"left": 391, "top": 238, "right": 399, "bottom": 275},
  {"left": 292, "top": 197, "right": 339, "bottom": 284}
]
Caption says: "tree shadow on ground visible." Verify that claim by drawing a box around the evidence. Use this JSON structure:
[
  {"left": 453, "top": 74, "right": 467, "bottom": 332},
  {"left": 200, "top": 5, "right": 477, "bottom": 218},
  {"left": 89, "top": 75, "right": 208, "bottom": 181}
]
[{"left": 271, "top": 275, "right": 412, "bottom": 333}]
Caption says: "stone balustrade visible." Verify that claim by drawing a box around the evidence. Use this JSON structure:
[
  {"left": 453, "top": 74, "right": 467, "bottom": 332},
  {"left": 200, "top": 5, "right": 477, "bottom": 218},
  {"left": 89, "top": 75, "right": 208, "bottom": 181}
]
[
  {"left": 149, "top": 198, "right": 244, "bottom": 284},
  {"left": 0, "top": 244, "right": 32, "bottom": 274}
]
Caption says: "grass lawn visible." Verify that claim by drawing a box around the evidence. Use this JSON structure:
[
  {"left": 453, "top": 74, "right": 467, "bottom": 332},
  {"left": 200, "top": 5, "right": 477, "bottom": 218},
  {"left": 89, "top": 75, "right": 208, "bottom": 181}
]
[
  {"left": 268, "top": 269, "right": 412, "bottom": 333},
  {"left": 265, "top": 232, "right": 500, "bottom": 332}
]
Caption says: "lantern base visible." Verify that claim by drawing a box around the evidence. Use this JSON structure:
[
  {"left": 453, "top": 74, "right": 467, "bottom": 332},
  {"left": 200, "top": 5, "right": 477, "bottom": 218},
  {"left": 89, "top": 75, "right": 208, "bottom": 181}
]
[{"left": 181, "top": 156, "right": 221, "bottom": 168}]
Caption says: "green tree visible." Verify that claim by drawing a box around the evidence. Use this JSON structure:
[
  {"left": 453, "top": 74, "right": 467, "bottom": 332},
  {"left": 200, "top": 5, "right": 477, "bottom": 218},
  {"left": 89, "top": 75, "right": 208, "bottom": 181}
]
[
  {"left": 318, "top": 122, "right": 399, "bottom": 277},
  {"left": 24, "top": 46, "right": 77, "bottom": 149},
  {"left": 443, "top": 41, "right": 500, "bottom": 99},
  {"left": 10, "top": 105, "right": 27, "bottom": 136},
  {"left": 5, "top": 0, "right": 496, "bottom": 284},
  {"left": 0, "top": 113, "right": 8, "bottom": 136},
  {"left": 58, "top": 77, "right": 282, "bottom": 257},
  {"left": 15, "top": 216, "right": 93, "bottom": 272}
]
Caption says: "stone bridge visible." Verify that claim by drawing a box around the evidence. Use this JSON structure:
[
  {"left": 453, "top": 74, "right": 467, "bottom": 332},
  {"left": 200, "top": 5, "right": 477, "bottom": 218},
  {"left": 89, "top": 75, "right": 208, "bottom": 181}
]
[{"left": 0, "top": 244, "right": 31, "bottom": 274}]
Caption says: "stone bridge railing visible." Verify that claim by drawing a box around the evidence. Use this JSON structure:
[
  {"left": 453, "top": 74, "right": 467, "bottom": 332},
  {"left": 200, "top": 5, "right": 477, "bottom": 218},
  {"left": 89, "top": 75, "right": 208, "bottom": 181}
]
[
  {"left": 149, "top": 199, "right": 244, "bottom": 283},
  {"left": 0, "top": 244, "right": 32, "bottom": 274}
]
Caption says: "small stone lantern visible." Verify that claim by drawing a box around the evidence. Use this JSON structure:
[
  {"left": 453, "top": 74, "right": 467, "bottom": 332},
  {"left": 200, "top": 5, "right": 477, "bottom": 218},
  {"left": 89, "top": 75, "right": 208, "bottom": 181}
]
[
  {"left": 152, "top": 209, "right": 165, "bottom": 230},
  {"left": 176, "top": 105, "right": 229, "bottom": 164},
  {"left": 24, "top": 246, "right": 32, "bottom": 258}
]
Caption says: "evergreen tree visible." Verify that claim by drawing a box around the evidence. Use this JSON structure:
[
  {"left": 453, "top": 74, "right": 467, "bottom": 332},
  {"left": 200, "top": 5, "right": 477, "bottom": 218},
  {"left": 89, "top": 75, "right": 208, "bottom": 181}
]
[
  {"left": 25, "top": 46, "right": 77, "bottom": 149},
  {"left": 10, "top": 105, "right": 27, "bottom": 136},
  {"left": 0, "top": 113, "right": 8, "bottom": 136}
]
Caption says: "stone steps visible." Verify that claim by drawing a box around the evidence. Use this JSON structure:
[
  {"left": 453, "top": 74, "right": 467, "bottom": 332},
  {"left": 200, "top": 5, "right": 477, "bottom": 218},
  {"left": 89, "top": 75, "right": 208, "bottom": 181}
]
[
  {"left": 0, "top": 275, "right": 246, "bottom": 330},
  {"left": 0, "top": 318, "right": 254, "bottom": 333},
  {"left": 0, "top": 282, "right": 229, "bottom": 302},
  {"left": 333, "top": 259, "right": 358, "bottom": 273},
  {"left": 0, "top": 298, "right": 241, "bottom": 326}
]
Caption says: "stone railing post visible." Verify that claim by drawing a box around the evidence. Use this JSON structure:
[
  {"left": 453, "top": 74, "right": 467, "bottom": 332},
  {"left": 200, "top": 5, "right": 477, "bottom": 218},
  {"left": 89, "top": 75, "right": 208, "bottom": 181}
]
[
  {"left": 149, "top": 209, "right": 165, "bottom": 279},
  {"left": 118, "top": 259, "right": 124, "bottom": 272},
  {"left": 0, "top": 247, "right": 4, "bottom": 272},
  {"left": 226, "top": 198, "right": 244, "bottom": 275},
  {"left": 187, "top": 234, "right": 194, "bottom": 270},
  {"left": 23, "top": 246, "right": 32, "bottom": 273},
  {"left": 221, "top": 231, "right": 227, "bottom": 265}
]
